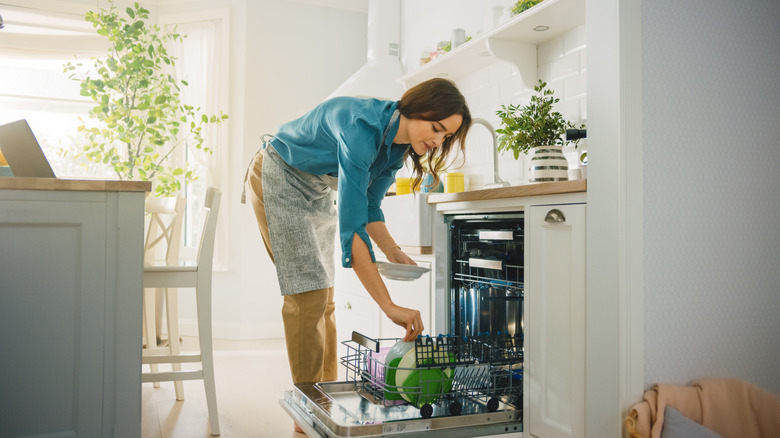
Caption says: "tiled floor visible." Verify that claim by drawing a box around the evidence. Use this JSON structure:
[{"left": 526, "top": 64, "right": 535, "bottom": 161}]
[{"left": 142, "top": 337, "right": 304, "bottom": 438}]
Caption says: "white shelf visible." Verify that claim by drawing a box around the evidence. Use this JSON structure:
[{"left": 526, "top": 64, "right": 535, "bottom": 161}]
[{"left": 399, "top": 0, "right": 585, "bottom": 88}]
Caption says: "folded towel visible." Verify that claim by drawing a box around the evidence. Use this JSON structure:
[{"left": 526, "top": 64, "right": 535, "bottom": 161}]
[{"left": 627, "top": 378, "right": 780, "bottom": 438}]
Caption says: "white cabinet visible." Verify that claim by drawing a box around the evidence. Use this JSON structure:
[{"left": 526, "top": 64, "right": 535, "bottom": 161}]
[
  {"left": 526, "top": 203, "right": 586, "bottom": 438},
  {"left": 334, "top": 264, "right": 380, "bottom": 370},
  {"left": 0, "top": 182, "right": 148, "bottom": 438}
]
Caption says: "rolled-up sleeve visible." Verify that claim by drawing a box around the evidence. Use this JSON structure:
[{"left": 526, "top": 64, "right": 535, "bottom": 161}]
[{"left": 335, "top": 123, "right": 381, "bottom": 268}]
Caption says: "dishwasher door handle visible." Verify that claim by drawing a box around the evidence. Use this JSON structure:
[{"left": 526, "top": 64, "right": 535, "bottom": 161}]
[{"left": 469, "top": 258, "right": 503, "bottom": 270}]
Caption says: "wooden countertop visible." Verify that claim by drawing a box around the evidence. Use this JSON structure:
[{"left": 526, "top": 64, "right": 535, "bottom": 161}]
[
  {"left": 0, "top": 177, "right": 152, "bottom": 192},
  {"left": 427, "top": 179, "right": 586, "bottom": 204}
]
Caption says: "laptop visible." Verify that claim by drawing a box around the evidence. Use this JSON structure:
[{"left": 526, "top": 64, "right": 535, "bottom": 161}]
[{"left": 0, "top": 119, "right": 57, "bottom": 178}]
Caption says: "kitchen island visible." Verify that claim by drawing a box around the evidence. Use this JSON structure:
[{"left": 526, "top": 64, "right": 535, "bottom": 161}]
[{"left": 0, "top": 177, "right": 150, "bottom": 438}]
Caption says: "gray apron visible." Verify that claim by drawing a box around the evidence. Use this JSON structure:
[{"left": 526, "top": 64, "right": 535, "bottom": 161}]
[
  {"left": 244, "top": 109, "right": 399, "bottom": 295},
  {"left": 262, "top": 144, "right": 338, "bottom": 295}
]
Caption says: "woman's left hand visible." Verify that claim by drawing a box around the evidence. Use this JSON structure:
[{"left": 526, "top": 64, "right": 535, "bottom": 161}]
[{"left": 386, "top": 247, "right": 416, "bottom": 265}]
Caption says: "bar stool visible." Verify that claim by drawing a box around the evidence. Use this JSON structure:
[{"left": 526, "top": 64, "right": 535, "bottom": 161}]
[{"left": 142, "top": 187, "right": 222, "bottom": 436}]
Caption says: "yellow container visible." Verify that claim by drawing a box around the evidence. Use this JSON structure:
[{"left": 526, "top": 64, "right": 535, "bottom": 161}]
[
  {"left": 395, "top": 177, "right": 413, "bottom": 195},
  {"left": 445, "top": 172, "right": 464, "bottom": 193}
]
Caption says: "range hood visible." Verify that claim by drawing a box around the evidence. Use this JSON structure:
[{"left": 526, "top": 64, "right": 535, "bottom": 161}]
[{"left": 326, "top": 0, "right": 405, "bottom": 101}]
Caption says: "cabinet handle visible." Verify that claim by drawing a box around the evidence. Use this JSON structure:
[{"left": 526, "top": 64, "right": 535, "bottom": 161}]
[
  {"left": 545, "top": 208, "right": 566, "bottom": 223},
  {"left": 344, "top": 301, "right": 352, "bottom": 310}
]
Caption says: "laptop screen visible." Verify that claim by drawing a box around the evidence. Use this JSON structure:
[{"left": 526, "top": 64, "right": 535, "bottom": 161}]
[{"left": 0, "top": 119, "right": 57, "bottom": 178}]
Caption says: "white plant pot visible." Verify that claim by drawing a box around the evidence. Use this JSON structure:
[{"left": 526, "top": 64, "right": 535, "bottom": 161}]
[{"left": 529, "top": 145, "right": 568, "bottom": 183}]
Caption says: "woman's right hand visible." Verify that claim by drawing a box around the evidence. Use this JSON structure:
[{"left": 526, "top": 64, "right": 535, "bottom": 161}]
[
  {"left": 384, "top": 304, "right": 424, "bottom": 342},
  {"left": 385, "top": 246, "right": 416, "bottom": 265}
]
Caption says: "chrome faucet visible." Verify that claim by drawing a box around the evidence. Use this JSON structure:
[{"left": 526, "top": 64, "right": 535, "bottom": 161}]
[{"left": 471, "top": 118, "right": 509, "bottom": 189}]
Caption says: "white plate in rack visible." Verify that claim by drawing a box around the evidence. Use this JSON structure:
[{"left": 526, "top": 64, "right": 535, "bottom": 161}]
[{"left": 376, "top": 261, "right": 431, "bottom": 281}]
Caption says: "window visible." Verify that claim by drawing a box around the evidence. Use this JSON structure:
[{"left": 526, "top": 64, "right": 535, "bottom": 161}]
[
  {"left": 0, "top": 6, "right": 108, "bottom": 178},
  {"left": 160, "top": 10, "right": 230, "bottom": 266},
  {"left": 0, "top": 5, "right": 230, "bottom": 268}
]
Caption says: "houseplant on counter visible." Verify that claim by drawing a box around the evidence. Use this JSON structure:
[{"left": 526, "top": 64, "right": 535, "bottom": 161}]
[
  {"left": 63, "top": 0, "right": 228, "bottom": 197},
  {"left": 495, "top": 80, "right": 584, "bottom": 182}
]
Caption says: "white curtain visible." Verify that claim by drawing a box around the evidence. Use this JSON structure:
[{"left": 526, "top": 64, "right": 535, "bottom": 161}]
[{"left": 165, "top": 19, "right": 226, "bottom": 250}]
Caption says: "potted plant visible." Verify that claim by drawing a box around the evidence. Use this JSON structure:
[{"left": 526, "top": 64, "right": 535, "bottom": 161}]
[
  {"left": 63, "top": 0, "right": 228, "bottom": 197},
  {"left": 512, "top": 0, "right": 544, "bottom": 16},
  {"left": 495, "top": 79, "right": 584, "bottom": 182}
]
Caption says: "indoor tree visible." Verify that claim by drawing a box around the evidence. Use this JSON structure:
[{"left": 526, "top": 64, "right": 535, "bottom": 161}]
[{"left": 64, "top": 0, "right": 228, "bottom": 196}]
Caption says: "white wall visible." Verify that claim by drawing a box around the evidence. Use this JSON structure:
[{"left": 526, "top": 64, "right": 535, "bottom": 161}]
[
  {"left": 153, "top": 0, "right": 369, "bottom": 339},
  {"left": 231, "top": 0, "right": 367, "bottom": 339},
  {"left": 641, "top": 0, "right": 780, "bottom": 394}
]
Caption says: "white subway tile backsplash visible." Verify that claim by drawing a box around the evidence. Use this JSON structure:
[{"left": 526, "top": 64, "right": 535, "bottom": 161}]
[
  {"left": 564, "top": 71, "right": 587, "bottom": 101},
  {"left": 537, "top": 37, "right": 565, "bottom": 65},
  {"left": 565, "top": 25, "right": 587, "bottom": 54},
  {"left": 550, "top": 52, "right": 581, "bottom": 81},
  {"left": 580, "top": 49, "right": 587, "bottom": 73},
  {"left": 499, "top": 73, "right": 525, "bottom": 100},
  {"left": 480, "top": 81, "right": 502, "bottom": 109},
  {"left": 558, "top": 98, "right": 582, "bottom": 123},
  {"left": 536, "top": 64, "right": 551, "bottom": 85}
]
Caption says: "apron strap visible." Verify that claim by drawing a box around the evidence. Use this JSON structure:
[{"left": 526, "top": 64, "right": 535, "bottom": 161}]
[{"left": 240, "top": 134, "right": 274, "bottom": 204}]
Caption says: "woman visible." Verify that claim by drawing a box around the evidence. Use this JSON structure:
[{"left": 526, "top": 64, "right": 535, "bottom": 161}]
[{"left": 244, "top": 78, "right": 471, "bottom": 392}]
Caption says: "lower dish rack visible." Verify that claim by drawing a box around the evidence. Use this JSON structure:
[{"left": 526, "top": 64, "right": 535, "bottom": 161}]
[{"left": 343, "top": 331, "right": 523, "bottom": 420}]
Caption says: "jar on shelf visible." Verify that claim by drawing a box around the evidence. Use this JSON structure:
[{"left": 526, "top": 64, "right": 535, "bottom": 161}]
[{"left": 419, "top": 49, "right": 432, "bottom": 66}]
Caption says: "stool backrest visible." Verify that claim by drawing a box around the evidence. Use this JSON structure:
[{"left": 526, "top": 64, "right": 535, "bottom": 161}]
[
  {"left": 144, "top": 195, "right": 186, "bottom": 264},
  {"left": 196, "top": 187, "right": 222, "bottom": 271}
]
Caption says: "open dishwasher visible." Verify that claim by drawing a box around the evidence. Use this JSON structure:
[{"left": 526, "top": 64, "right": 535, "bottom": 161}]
[{"left": 280, "top": 331, "right": 523, "bottom": 437}]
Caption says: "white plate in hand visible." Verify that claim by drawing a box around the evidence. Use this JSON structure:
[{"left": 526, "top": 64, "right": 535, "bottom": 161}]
[{"left": 376, "top": 261, "right": 431, "bottom": 281}]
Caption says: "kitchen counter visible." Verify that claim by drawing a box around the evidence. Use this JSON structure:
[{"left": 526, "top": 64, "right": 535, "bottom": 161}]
[
  {"left": 0, "top": 176, "right": 151, "bottom": 192},
  {"left": 0, "top": 179, "right": 149, "bottom": 437},
  {"left": 427, "top": 179, "right": 586, "bottom": 204}
]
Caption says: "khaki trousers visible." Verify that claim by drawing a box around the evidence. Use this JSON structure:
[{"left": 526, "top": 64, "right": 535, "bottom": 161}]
[{"left": 246, "top": 150, "right": 338, "bottom": 384}]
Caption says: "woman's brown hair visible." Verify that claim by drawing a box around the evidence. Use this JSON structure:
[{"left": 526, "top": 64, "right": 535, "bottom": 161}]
[{"left": 397, "top": 78, "right": 471, "bottom": 192}]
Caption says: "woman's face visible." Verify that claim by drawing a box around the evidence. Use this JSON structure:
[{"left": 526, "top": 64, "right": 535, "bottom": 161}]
[{"left": 399, "top": 113, "right": 463, "bottom": 156}]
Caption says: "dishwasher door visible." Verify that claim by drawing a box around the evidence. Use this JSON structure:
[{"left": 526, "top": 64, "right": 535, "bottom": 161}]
[
  {"left": 279, "top": 332, "right": 523, "bottom": 437},
  {"left": 280, "top": 381, "right": 522, "bottom": 438}
]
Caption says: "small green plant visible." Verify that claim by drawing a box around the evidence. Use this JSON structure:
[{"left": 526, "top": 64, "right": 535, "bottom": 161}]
[
  {"left": 63, "top": 0, "right": 228, "bottom": 196},
  {"left": 512, "top": 0, "right": 544, "bottom": 15},
  {"left": 495, "top": 80, "right": 583, "bottom": 159}
]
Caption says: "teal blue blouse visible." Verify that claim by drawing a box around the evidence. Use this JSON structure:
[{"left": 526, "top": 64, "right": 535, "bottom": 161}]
[{"left": 269, "top": 97, "right": 409, "bottom": 268}]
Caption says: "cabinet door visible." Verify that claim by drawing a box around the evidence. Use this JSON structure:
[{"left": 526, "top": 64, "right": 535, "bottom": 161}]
[
  {"left": 527, "top": 203, "right": 586, "bottom": 438},
  {"left": 0, "top": 196, "right": 107, "bottom": 437},
  {"left": 334, "top": 265, "right": 381, "bottom": 364}
]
